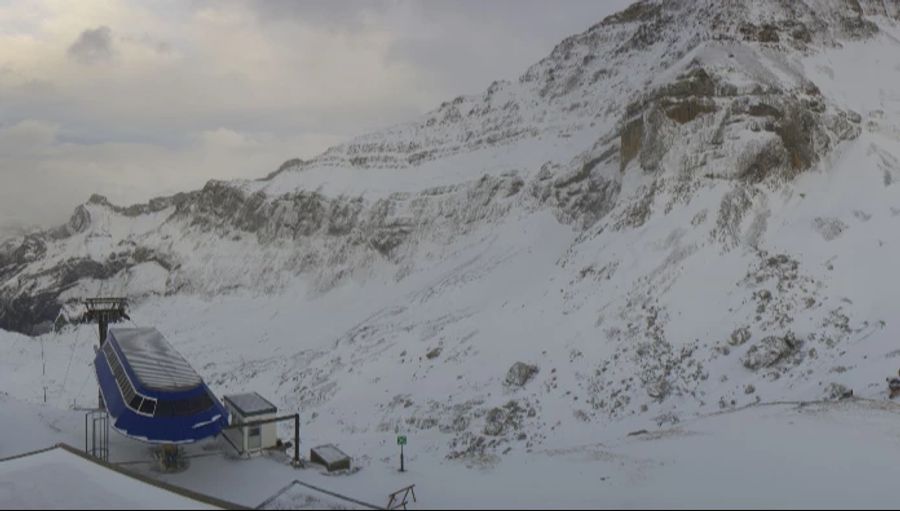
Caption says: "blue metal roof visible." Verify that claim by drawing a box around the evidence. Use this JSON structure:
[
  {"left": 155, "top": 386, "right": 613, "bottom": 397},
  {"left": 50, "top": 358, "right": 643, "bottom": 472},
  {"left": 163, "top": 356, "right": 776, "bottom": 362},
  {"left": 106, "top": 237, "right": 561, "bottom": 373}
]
[{"left": 93, "top": 327, "right": 229, "bottom": 444}]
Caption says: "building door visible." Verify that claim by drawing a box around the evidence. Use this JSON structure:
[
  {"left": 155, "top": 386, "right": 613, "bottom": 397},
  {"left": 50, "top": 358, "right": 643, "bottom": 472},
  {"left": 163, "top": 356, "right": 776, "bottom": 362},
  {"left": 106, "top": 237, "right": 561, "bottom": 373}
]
[{"left": 248, "top": 426, "right": 261, "bottom": 450}]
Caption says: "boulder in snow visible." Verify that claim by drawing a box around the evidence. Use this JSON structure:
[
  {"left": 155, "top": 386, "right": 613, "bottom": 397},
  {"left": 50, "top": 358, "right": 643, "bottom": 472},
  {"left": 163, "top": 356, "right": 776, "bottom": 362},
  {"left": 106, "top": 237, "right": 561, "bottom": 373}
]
[
  {"left": 741, "top": 334, "right": 798, "bottom": 371},
  {"left": 729, "top": 326, "right": 751, "bottom": 346},
  {"left": 505, "top": 362, "right": 539, "bottom": 387},
  {"left": 825, "top": 383, "right": 853, "bottom": 401},
  {"left": 483, "top": 400, "right": 526, "bottom": 437}
]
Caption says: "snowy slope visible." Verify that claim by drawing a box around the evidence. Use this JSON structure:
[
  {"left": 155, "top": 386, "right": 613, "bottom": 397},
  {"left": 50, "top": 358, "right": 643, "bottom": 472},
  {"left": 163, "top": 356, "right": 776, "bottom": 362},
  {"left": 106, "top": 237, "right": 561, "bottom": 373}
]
[
  {"left": 4, "top": 392, "right": 900, "bottom": 509},
  {"left": 3, "top": 0, "right": 900, "bottom": 494}
]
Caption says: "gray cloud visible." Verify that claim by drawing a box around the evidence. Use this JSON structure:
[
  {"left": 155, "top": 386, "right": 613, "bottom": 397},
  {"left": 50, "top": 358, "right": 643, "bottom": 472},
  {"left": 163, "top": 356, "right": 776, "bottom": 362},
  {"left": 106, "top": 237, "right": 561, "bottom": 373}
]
[
  {"left": 67, "top": 26, "right": 115, "bottom": 64},
  {"left": 1, "top": 1, "right": 633, "bottom": 230},
  {"left": 250, "top": 0, "right": 634, "bottom": 96},
  {"left": 244, "top": 0, "right": 392, "bottom": 30},
  {"left": 121, "top": 33, "right": 173, "bottom": 55}
]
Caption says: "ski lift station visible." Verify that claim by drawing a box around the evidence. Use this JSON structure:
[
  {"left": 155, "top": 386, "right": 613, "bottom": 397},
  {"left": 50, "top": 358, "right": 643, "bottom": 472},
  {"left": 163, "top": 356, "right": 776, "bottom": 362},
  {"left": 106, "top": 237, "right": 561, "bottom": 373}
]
[
  {"left": 91, "top": 323, "right": 302, "bottom": 465},
  {"left": 94, "top": 327, "right": 230, "bottom": 443},
  {"left": 1, "top": 299, "right": 377, "bottom": 508},
  {"left": 223, "top": 392, "right": 279, "bottom": 455}
]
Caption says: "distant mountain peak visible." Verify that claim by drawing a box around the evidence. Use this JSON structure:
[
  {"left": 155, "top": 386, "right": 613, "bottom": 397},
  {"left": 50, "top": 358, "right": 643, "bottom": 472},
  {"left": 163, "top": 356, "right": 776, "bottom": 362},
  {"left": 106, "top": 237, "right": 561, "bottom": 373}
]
[{"left": 3, "top": 4, "right": 900, "bottom": 459}]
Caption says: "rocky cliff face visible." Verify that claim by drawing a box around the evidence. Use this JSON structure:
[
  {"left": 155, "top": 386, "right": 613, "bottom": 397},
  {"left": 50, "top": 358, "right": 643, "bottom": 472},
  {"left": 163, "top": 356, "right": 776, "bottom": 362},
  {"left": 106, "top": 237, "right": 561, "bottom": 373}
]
[{"left": 3, "top": 0, "right": 892, "bottom": 334}]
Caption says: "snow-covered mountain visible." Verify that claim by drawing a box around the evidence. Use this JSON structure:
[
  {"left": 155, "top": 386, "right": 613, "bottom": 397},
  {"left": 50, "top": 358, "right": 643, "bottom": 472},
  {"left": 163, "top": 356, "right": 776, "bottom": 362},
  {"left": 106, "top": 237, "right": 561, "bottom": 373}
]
[{"left": 3, "top": 0, "right": 900, "bottom": 464}]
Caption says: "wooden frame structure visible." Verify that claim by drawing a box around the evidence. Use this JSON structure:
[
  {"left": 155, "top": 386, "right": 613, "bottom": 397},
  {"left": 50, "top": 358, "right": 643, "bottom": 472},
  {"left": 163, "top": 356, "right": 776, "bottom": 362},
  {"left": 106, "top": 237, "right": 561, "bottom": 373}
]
[{"left": 387, "top": 484, "right": 416, "bottom": 510}]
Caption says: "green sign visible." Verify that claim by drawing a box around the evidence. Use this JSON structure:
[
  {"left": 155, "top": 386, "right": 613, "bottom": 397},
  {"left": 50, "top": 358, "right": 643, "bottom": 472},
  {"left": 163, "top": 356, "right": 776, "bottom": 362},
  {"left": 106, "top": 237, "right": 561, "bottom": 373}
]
[{"left": 397, "top": 435, "right": 407, "bottom": 446}]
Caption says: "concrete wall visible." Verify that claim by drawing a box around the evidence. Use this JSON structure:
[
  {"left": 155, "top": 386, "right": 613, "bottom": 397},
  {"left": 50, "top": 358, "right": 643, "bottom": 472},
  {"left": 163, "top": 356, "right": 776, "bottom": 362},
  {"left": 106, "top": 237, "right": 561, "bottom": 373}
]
[
  {"left": 251, "top": 411, "right": 277, "bottom": 451},
  {"left": 224, "top": 404, "right": 277, "bottom": 454}
]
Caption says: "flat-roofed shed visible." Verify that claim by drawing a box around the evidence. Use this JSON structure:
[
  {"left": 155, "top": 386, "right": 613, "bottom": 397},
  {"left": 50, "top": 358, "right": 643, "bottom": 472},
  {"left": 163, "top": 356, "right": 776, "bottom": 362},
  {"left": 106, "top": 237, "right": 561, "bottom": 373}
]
[
  {"left": 224, "top": 393, "right": 277, "bottom": 417},
  {"left": 222, "top": 392, "right": 279, "bottom": 455}
]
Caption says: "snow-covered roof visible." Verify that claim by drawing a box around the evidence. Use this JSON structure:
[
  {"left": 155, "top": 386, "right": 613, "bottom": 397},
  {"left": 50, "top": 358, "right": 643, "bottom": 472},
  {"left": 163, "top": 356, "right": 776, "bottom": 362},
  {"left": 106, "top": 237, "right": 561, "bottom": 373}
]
[
  {"left": 0, "top": 444, "right": 236, "bottom": 509},
  {"left": 109, "top": 327, "right": 203, "bottom": 392},
  {"left": 310, "top": 444, "right": 349, "bottom": 466},
  {"left": 224, "top": 392, "right": 277, "bottom": 417}
]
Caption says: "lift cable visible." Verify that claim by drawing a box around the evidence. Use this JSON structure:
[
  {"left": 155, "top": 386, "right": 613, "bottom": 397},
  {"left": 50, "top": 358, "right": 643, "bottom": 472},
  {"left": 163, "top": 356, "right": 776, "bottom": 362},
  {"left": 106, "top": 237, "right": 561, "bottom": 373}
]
[
  {"left": 60, "top": 324, "right": 84, "bottom": 401},
  {"left": 74, "top": 368, "right": 94, "bottom": 410}
]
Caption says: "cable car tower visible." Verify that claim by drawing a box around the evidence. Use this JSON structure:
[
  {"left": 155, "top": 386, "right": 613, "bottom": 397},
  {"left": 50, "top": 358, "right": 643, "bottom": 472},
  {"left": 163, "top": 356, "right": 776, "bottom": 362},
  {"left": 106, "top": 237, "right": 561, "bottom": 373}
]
[
  {"left": 83, "top": 297, "right": 129, "bottom": 344},
  {"left": 82, "top": 297, "right": 129, "bottom": 408}
]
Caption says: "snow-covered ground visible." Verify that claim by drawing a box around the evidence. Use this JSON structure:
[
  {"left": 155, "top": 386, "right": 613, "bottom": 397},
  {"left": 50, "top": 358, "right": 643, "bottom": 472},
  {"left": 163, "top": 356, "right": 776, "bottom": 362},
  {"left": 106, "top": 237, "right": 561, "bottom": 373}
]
[
  {"left": 4, "top": 1, "right": 900, "bottom": 507},
  {"left": 3, "top": 392, "right": 900, "bottom": 509}
]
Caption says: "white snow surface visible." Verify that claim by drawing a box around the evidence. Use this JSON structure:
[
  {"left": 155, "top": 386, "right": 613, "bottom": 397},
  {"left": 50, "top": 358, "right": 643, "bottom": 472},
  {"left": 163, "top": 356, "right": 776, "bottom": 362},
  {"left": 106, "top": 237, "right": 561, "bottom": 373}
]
[
  {"left": 3, "top": 0, "right": 900, "bottom": 507},
  {"left": 0, "top": 444, "right": 220, "bottom": 510},
  {"left": 2, "top": 393, "right": 900, "bottom": 509}
]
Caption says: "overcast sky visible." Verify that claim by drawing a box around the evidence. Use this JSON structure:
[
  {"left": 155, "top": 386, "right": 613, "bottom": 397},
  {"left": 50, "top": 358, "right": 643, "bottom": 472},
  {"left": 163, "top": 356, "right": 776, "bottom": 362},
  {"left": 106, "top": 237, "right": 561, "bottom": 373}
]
[{"left": 0, "top": 0, "right": 632, "bottom": 231}]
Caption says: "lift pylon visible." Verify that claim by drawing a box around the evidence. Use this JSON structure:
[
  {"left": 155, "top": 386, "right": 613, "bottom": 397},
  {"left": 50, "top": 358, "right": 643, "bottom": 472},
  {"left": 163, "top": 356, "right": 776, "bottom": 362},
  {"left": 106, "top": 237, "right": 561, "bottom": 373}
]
[{"left": 82, "top": 297, "right": 129, "bottom": 408}]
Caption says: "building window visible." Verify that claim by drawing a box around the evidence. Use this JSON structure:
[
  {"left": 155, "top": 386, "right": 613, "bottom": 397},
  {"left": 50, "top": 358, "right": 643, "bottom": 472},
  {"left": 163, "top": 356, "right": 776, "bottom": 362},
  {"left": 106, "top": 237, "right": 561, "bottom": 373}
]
[
  {"left": 104, "top": 341, "right": 156, "bottom": 416},
  {"left": 139, "top": 398, "right": 156, "bottom": 415}
]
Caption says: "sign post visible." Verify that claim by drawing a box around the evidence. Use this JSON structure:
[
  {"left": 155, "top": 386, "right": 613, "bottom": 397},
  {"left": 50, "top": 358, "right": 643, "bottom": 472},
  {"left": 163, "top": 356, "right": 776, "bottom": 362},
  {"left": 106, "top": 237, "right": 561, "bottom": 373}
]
[{"left": 397, "top": 435, "right": 407, "bottom": 472}]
